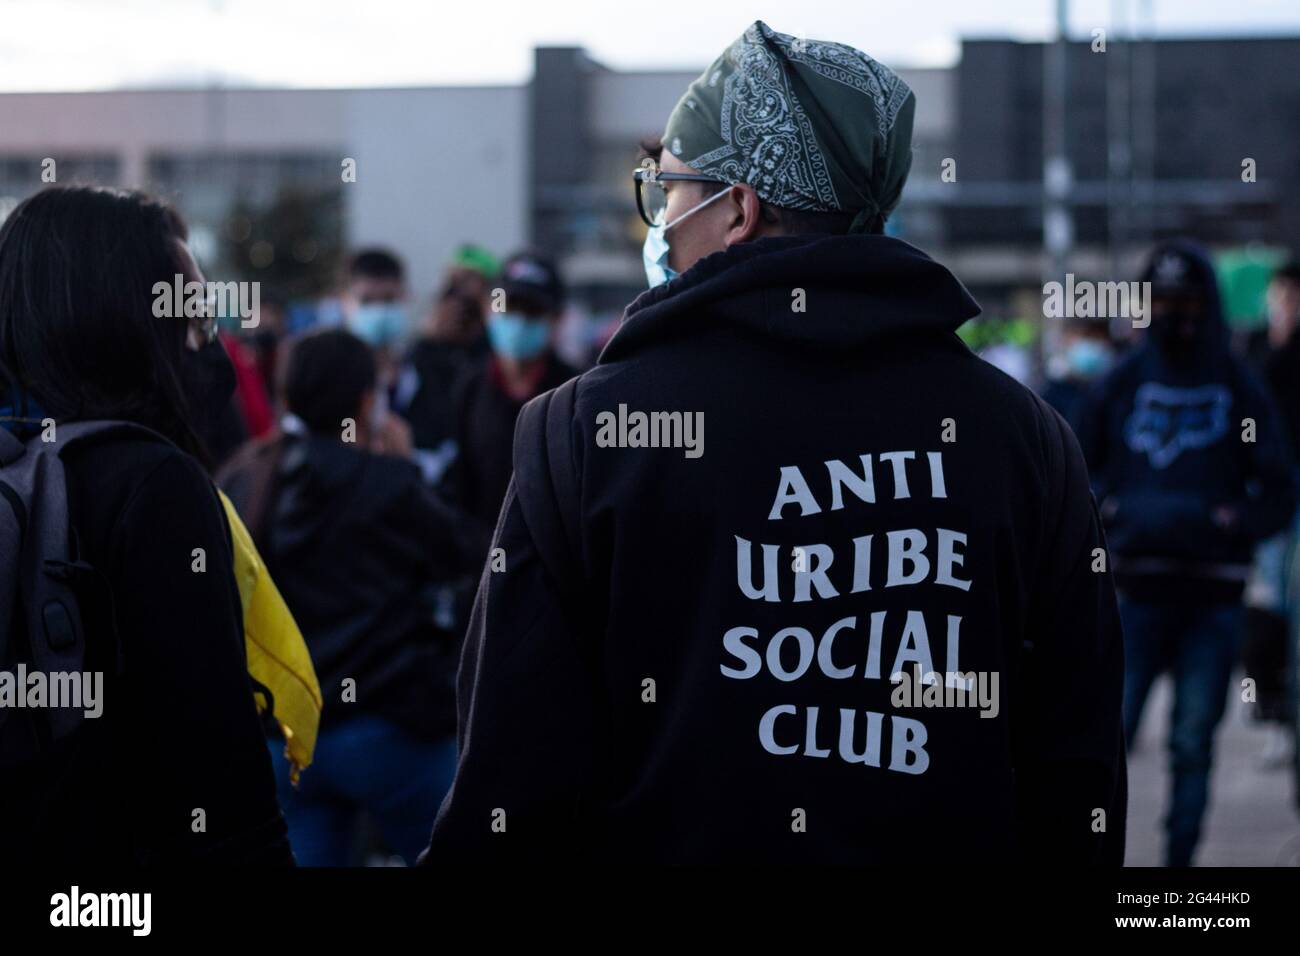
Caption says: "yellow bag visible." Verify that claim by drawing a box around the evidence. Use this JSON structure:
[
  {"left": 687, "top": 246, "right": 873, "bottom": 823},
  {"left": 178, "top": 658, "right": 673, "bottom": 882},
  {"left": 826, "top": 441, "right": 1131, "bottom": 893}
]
[{"left": 219, "top": 489, "right": 321, "bottom": 784}]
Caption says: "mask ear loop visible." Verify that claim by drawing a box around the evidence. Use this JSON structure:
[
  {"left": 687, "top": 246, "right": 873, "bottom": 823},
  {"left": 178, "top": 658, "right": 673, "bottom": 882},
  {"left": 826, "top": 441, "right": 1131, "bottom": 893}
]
[{"left": 663, "top": 184, "right": 732, "bottom": 234}]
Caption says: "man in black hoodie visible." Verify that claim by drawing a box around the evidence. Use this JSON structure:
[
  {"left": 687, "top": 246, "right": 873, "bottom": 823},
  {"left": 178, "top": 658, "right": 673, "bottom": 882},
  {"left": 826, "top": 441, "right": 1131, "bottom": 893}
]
[
  {"left": 1075, "top": 241, "right": 1295, "bottom": 865},
  {"left": 423, "top": 21, "right": 1126, "bottom": 865}
]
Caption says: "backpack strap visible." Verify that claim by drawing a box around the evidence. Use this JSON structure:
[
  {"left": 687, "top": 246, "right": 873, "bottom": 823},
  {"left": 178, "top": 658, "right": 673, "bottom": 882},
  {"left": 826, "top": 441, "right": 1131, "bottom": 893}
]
[
  {"left": 217, "top": 435, "right": 286, "bottom": 552},
  {"left": 0, "top": 420, "right": 170, "bottom": 745},
  {"left": 512, "top": 376, "right": 584, "bottom": 602},
  {"left": 0, "top": 429, "right": 28, "bottom": 668}
]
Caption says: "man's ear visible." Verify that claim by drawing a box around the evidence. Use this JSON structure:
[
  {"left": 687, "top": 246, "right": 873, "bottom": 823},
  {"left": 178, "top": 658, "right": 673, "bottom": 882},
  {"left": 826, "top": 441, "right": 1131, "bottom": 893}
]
[{"left": 722, "top": 185, "right": 766, "bottom": 248}]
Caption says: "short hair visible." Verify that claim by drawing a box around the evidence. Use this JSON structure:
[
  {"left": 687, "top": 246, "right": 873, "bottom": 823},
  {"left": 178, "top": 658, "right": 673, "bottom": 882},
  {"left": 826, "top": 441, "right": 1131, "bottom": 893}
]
[
  {"left": 347, "top": 248, "right": 405, "bottom": 282},
  {"left": 638, "top": 136, "right": 870, "bottom": 237},
  {"left": 282, "top": 328, "right": 377, "bottom": 435}
]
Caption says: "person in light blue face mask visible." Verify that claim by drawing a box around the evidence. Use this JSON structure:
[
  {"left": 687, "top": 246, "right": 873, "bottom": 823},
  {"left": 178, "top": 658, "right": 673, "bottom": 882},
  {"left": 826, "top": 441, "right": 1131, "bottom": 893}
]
[
  {"left": 486, "top": 310, "right": 552, "bottom": 362},
  {"left": 341, "top": 248, "right": 410, "bottom": 354},
  {"left": 642, "top": 185, "right": 732, "bottom": 288},
  {"left": 445, "top": 251, "right": 579, "bottom": 529},
  {"left": 350, "top": 302, "right": 408, "bottom": 349},
  {"left": 1042, "top": 317, "right": 1116, "bottom": 428}
]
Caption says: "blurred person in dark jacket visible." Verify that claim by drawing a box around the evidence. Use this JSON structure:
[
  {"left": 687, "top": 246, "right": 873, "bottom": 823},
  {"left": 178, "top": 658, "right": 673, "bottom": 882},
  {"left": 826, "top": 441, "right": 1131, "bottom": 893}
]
[
  {"left": 1042, "top": 317, "right": 1117, "bottom": 430},
  {"left": 248, "top": 296, "right": 289, "bottom": 401},
  {"left": 1261, "top": 262, "right": 1300, "bottom": 447},
  {"left": 219, "top": 328, "right": 483, "bottom": 865},
  {"left": 393, "top": 244, "right": 499, "bottom": 485},
  {"left": 340, "top": 248, "right": 410, "bottom": 392},
  {"left": 431, "top": 243, "right": 498, "bottom": 346},
  {"left": 1075, "top": 240, "right": 1296, "bottom": 865},
  {"left": 1241, "top": 260, "right": 1300, "bottom": 765},
  {"left": 444, "top": 251, "right": 578, "bottom": 535}
]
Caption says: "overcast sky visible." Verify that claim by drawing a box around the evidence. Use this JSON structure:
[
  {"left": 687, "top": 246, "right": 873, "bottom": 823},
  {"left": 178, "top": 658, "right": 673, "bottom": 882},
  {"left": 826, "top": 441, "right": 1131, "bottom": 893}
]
[{"left": 2, "top": 0, "right": 1299, "bottom": 92}]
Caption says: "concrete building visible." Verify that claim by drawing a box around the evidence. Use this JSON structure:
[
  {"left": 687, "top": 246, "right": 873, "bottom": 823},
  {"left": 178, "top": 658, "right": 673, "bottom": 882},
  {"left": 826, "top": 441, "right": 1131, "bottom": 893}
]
[
  {"left": 1, "top": 35, "right": 1297, "bottom": 325},
  {"left": 0, "top": 85, "right": 527, "bottom": 305},
  {"left": 0, "top": 48, "right": 945, "bottom": 320},
  {"left": 946, "top": 36, "right": 1300, "bottom": 312}
]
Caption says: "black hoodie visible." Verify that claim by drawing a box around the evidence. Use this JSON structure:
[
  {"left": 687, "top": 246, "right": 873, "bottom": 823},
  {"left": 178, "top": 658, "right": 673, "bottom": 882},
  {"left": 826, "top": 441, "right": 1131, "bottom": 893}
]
[
  {"left": 424, "top": 234, "right": 1126, "bottom": 864},
  {"left": 1074, "top": 240, "right": 1296, "bottom": 604},
  {"left": 219, "top": 432, "right": 485, "bottom": 739}
]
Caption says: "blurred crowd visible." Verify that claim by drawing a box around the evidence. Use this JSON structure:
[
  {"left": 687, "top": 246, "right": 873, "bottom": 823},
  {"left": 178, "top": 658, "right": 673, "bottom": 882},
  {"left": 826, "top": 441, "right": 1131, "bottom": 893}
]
[
  {"left": 3, "top": 18, "right": 1296, "bottom": 867},
  {"left": 6, "top": 187, "right": 1289, "bottom": 868},
  {"left": 192, "top": 234, "right": 1300, "bottom": 866},
  {"left": 1037, "top": 248, "right": 1300, "bottom": 865},
  {"left": 198, "top": 241, "right": 593, "bottom": 863}
]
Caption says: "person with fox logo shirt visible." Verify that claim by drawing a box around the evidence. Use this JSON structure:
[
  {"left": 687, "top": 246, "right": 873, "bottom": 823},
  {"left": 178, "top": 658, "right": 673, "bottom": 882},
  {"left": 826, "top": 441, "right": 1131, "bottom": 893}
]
[{"left": 1075, "top": 239, "right": 1296, "bottom": 866}]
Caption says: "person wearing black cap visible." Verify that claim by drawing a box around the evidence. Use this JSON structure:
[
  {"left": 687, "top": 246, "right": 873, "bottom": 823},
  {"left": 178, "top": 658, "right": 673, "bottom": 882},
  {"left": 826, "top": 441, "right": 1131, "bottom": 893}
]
[
  {"left": 443, "top": 251, "right": 577, "bottom": 533},
  {"left": 422, "top": 22, "right": 1126, "bottom": 865},
  {"left": 1075, "top": 239, "right": 1296, "bottom": 866}
]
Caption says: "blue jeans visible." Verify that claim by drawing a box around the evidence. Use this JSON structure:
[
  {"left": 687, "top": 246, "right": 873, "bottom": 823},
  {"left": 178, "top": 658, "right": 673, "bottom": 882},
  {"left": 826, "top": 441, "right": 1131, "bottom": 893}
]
[
  {"left": 1120, "top": 599, "right": 1242, "bottom": 867},
  {"left": 269, "top": 714, "right": 457, "bottom": 866}
]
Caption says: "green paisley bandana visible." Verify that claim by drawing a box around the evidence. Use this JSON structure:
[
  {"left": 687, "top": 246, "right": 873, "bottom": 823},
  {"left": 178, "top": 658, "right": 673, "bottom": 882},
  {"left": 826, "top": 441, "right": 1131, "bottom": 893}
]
[{"left": 662, "top": 20, "right": 916, "bottom": 233}]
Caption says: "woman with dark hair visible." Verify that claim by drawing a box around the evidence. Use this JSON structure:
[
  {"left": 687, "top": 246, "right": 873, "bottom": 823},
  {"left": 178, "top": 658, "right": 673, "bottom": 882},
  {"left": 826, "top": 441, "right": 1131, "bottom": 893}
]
[{"left": 0, "top": 186, "right": 294, "bottom": 865}]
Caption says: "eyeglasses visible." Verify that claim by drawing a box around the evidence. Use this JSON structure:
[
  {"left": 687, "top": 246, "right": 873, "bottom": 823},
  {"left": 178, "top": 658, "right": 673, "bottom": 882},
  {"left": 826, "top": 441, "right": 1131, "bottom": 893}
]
[
  {"left": 191, "top": 293, "right": 219, "bottom": 345},
  {"left": 633, "top": 159, "right": 728, "bottom": 228}
]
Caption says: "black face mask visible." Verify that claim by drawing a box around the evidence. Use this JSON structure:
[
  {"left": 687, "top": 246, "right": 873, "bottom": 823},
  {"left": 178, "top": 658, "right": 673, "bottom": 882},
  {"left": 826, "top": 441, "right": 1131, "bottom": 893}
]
[
  {"left": 1151, "top": 310, "right": 1204, "bottom": 354},
  {"left": 180, "top": 337, "right": 237, "bottom": 421}
]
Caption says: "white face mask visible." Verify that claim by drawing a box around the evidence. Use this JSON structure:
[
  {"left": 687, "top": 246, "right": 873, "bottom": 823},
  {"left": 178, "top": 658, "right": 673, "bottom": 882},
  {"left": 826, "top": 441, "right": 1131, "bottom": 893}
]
[{"left": 642, "top": 187, "right": 730, "bottom": 288}]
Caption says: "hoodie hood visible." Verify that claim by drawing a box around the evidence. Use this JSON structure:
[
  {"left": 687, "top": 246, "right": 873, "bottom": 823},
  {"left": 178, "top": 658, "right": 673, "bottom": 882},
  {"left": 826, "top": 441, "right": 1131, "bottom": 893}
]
[
  {"left": 1136, "top": 239, "right": 1230, "bottom": 366},
  {"left": 600, "top": 234, "right": 980, "bottom": 363},
  {"left": 269, "top": 434, "right": 367, "bottom": 552}
]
